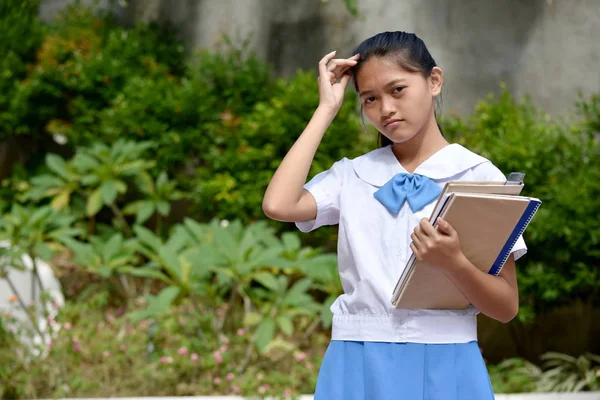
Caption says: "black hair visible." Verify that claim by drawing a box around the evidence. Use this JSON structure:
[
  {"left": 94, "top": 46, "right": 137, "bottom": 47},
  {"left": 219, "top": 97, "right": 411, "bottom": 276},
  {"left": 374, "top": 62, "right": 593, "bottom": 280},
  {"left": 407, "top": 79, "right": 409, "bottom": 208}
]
[{"left": 350, "top": 31, "right": 443, "bottom": 147}]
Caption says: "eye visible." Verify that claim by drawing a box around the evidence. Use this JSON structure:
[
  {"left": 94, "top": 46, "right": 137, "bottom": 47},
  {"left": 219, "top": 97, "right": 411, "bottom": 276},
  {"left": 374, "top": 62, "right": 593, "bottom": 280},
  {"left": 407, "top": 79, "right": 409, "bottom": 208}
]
[
  {"left": 364, "top": 96, "right": 376, "bottom": 104},
  {"left": 393, "top": 86, "right": 405, "bottom": 94}
]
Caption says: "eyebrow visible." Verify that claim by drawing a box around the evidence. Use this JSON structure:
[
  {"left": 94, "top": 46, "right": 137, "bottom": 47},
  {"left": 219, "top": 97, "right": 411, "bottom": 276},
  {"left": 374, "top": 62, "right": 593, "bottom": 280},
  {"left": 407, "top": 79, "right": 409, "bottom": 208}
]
[{"left": 359, "top": 79, "right": 407, "bottom": 97}]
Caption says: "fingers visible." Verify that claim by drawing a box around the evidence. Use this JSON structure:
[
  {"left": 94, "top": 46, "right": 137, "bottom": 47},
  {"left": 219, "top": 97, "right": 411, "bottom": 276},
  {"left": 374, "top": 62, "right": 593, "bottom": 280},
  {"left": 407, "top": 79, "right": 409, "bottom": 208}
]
[
  {"left": 437, "top": 218, "right": 456, "bottom": 237},
  {"left": 410, "top": 242, "right": 422, "bottom": 261},
  {"left": 338, "top": 72, "right": 351, "bottom": 87},
  {"left": 327, "top": 58, "right": 358, "bottom": 84},
  {"left": 319, "top": 52, "right": 360, "bottom": 85},
  {"left": 419, "top": 218, "right": 438, "bottom": 237},
  {"left": 318, "top": 51, "right": 337, "bottom": 79},
  {"left": 410, "top": 231, "right": 423, "bottom": 251}
]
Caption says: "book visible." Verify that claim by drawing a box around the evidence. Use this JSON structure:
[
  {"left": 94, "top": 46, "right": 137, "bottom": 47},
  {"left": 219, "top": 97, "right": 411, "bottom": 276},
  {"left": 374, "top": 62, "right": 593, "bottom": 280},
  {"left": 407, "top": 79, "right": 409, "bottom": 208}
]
[{"left": 391, "top": 182, "right": 541, "bottom": 310}]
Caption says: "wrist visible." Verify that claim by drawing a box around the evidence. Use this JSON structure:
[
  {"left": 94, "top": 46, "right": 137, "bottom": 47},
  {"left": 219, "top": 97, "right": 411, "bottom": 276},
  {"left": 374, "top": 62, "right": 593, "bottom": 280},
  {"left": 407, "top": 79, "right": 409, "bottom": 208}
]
[
  {"left": 315, "top": 105, "right": 339, "bottom": 121},
  {"left": 445, "top": 252, "right": 471, "bottom": 277}
]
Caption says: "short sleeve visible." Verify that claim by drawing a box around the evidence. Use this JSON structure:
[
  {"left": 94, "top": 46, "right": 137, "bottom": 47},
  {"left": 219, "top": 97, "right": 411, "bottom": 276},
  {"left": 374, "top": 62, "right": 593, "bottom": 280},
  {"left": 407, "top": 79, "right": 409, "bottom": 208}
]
[
  {"left": 470, "top": 161, "right": 528, "bottom": 261},
  {"left": 295, "top": 158, "right": 348, "bottom": 233}
]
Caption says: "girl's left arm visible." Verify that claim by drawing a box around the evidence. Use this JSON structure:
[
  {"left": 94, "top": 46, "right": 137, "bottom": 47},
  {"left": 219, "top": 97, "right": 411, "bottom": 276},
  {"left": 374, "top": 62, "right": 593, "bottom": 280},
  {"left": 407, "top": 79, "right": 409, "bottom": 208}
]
[{"left": 410, "top": 218, "right": 519, "bottom": 323}]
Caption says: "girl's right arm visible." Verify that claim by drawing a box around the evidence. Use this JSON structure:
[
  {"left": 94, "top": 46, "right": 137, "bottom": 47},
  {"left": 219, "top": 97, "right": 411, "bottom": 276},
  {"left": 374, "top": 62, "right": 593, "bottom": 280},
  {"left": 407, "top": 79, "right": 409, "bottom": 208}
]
[{"left": 262, "top": 51, "right": 359, "bottom": 223}]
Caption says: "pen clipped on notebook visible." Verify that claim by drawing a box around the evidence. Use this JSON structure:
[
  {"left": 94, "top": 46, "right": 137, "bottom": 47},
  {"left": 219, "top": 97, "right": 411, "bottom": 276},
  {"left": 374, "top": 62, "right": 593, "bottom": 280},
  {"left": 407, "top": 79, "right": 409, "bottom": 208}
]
[{"left": 505, "top": 172, "right": 525, "bottom": 186}]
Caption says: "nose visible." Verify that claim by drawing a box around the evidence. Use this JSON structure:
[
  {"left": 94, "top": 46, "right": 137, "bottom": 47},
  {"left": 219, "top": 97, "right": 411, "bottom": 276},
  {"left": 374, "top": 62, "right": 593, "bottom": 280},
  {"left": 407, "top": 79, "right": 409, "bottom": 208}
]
[{"left": 380, "top": 97, "right": 396, "bottom": 121}]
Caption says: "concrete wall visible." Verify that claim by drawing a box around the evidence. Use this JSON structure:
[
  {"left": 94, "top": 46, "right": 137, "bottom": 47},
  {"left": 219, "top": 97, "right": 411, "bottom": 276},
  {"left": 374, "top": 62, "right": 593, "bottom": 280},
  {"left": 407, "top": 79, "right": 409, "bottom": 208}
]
[{"left": 39, "top": 0, "right": 600, "bottom": 116}]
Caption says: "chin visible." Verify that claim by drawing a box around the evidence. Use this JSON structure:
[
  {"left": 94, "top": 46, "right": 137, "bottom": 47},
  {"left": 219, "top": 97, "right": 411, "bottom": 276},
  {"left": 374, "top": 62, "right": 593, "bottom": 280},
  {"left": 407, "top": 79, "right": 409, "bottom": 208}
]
[{"left": 382, "top": 128, "right": 418, "bottom": 145}]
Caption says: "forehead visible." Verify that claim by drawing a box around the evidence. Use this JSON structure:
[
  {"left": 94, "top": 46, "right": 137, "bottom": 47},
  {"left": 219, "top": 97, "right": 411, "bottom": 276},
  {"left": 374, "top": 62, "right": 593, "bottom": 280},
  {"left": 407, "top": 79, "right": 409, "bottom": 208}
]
[{"left": 355, "top": 57, "right": 421, "bottom": 92}]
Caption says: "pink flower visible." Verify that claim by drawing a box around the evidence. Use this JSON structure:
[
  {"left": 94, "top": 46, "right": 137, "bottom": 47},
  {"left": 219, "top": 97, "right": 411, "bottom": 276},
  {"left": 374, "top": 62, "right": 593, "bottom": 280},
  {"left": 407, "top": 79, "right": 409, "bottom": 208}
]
[
  {"left": 222, "top": 336, "right": 230, "bottom": 344},
  {"left": 213, "top": 377, "right": 221, "bottom": 385},
  {"left": 46, "top": 341, "right": 53, "bottom": 349},
  {"left": 63, "top": 322, "right": 72, "bottom": 331},
  {"left": 120, "top": 344, "right": 127, "bottom": 351},
  {"left": 219, "top": 345, "right": 228, "bottom": 353},
  {"left": 47, "top": 317, "right": 54, "bottom": 324},
  {"left": 190, "top": 353, "right": 199, "bottom": 361},
  {"left": 284, "top": 389, "right": 292, "bottom": 397},
  {"left": 236, "top": 328, "right": 245, "bottom": 336},
  {"left": 73, "top": 343, "right": 82, "bottom": 352},
  {"left": 226, "top": 372, "right": 235, "bottom": 381},
  {"left": 213, "top": 351, "right": 223, "bottom": 364},
  {"left": 160, "top": 356, "right": 174, "bottom": 364},
  {"left": 52, "top": 300, "right": 59, "bottom": 310},
  {"left": 258, "top": 384, "right": 271, "bottom": 394},
  {"left": 178, "top": 346, "right": 188, "bottom": 356},
  {"left": 103, "top": 351, "right": 111, "bottom": 358},
  {"left": 231, "top": 384, "right": 241, "bottom": 394},
  {"left": 295, "top": 351, "right": 307, "bottom": 361}
]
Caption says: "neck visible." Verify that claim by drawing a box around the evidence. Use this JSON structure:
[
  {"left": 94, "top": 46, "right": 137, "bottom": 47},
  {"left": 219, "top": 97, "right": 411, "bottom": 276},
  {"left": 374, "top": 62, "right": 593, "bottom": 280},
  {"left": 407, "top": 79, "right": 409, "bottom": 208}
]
[{"left": 391, "top": 114, "right": 448, "bottom": 173}]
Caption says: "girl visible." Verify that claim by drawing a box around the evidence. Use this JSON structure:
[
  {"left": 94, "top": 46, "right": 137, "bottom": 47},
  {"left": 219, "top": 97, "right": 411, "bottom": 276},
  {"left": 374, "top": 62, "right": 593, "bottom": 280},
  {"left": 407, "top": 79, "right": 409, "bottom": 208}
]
[{"left": 262, "top": 31, "right": 526, "bottom": 399}]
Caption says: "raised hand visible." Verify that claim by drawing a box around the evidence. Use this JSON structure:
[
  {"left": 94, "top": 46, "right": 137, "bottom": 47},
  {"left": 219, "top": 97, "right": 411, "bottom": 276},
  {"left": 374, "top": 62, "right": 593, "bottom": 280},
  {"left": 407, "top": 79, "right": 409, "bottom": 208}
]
[{"left": 317, "top": 51, "right": 360, "bottom": 113}]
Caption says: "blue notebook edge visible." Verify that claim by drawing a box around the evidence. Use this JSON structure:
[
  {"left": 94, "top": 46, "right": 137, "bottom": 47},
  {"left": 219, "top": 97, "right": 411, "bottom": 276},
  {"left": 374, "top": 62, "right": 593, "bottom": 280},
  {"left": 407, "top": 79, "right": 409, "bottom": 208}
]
[{"left": 489, "top": 199, "right": 542, "bottom": 276}]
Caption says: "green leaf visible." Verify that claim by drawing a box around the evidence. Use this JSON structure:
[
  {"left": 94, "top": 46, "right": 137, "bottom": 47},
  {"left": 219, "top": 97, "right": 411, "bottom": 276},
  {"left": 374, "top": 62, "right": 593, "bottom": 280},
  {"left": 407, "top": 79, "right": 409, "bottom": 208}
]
[
  {"left": 320, "top": 294, "right": 337, "bottom": 329},
  {"left": 165, "top": 226, "right": 189, "bottom": 254},
  {"left": 71, "top": 153, "right": 99, "bottom": 172},
  {"left": 131, "top": 286, "right": 180, "bottom": 323},
  {"left": 156, "top": 201, "right": 170, "bottom": 216},
  {"left": 50, "top": 190, "right": 72, "bottom": 210},
  {"left": 98, "top": 265, "right": 112, "bottom": 277},
  {"left": 182, "top": 218, "right": 207, "bottom": 242},
  {"left": 136, "top": 201, "right": 155, "bottom": 224},
  {"left": 101, "top": 180, "right": 119, "bottom": 204},
  {"left": 255, "top": 317, "right": 275, "bottom": 353},
  {"left": 253, "top": 272, "right": 280, "bottom": 292},
  {"left": 133, "top": 225, "right": 162, "bottom": 249},
  {"left": 46, "top": 154, "right": 70, "bottom": 180},
  {"left": 34, "top": 242, "right": 53, "bottom": 261},
  {"left": 243, "top": 312, "right": 262, "bottom": 327},
  {"left": 123, "top": 200, "right": 142, "bottom": 215},
  {"left": 282, "top": 278, "right": 313, "bottom": 306},
  {"left": 81, "top": 174, "right": 100, "bottom": 186},
  {"left": 103, "top": 233, "right": 123, "bottom": 261},
  {"left": 86, "top": 188, "right": 103, "bottom": 216},
  {"left": 276, "top": 315, "right": 294, "bottom": 336},
  {"left": 156, "top": 171, "right": 168, "bottom": 188},
  {"left": 158, "top": 244, "right": 182, "bottom": 282},
  {"left": 282, "top": 232, "right": 301, "bottom": 252}
]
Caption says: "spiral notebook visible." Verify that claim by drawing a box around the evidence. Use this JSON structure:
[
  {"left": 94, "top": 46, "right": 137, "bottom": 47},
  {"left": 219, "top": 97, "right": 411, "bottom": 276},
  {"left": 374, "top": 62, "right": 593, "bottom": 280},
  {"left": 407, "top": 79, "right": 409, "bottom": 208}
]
[{"left": 391, "top": 184, "right": 541, "bottom": 310}]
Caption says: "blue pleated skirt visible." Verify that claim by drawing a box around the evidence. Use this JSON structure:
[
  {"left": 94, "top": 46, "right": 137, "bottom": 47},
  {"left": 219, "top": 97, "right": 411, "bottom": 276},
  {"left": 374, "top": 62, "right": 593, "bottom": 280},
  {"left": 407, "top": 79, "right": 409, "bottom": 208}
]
[{"left": 314, "top": 340, "right": 494, "bottom": 400}]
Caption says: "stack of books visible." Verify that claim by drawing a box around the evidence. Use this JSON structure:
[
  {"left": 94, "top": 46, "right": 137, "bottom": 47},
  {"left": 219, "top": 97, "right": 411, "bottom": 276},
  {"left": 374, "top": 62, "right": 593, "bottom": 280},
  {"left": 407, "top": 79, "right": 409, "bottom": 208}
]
[{"left": 391, "top": 173, "right": 542, "bottom": 309}]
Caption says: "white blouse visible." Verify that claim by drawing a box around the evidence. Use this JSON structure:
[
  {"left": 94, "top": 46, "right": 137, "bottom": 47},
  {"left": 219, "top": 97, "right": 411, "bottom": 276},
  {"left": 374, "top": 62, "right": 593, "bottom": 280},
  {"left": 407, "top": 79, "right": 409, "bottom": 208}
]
[{"left": 296, "top": 144, "right": 527, "bottom": 344}]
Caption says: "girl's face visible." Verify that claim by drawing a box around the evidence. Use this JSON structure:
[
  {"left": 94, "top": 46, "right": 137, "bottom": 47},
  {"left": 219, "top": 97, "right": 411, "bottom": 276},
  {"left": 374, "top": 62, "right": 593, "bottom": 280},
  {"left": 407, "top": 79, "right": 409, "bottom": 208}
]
[{"left": 355, "top": 57, "right": 442, "bottom": 144}]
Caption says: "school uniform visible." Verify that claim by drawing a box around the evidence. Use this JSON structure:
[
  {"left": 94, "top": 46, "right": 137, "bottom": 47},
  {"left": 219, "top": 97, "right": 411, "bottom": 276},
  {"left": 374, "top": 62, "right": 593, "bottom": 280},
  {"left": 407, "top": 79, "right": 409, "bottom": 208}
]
[{"left": 296, "top": 144, "right": 527, "bottom": 400}]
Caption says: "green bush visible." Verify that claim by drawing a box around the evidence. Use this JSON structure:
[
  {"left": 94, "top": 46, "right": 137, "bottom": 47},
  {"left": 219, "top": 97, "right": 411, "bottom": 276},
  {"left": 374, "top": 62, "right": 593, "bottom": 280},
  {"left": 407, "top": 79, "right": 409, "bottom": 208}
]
[
  {"left": 5, "top": 5, "right": 184, "bottom": 144},
  {"left": 189, "top": 69, "right": 369, "bottom": 223},
  {"left": 442, "top": 85, "right": 600, "bottom": 318},
  {"left": 0, "top": 0, "right": 45, "bottom": 133},
  {"left": 2, "top": 4, "right": 368, "bottom": 230}
]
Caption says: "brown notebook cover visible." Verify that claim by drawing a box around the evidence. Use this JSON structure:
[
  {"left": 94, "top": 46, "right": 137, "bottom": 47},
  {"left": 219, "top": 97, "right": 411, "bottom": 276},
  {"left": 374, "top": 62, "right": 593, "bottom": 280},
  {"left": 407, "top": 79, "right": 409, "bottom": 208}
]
[{"left": 392, "top": 192, "right": 538, "bottom": 309}]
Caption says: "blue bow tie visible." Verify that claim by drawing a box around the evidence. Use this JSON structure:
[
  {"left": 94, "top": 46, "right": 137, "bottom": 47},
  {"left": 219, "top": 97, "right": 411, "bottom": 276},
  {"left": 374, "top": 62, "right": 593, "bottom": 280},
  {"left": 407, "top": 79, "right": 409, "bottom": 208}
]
[{"left": 374, "top": 173, "right": 441, "bottom": 214}]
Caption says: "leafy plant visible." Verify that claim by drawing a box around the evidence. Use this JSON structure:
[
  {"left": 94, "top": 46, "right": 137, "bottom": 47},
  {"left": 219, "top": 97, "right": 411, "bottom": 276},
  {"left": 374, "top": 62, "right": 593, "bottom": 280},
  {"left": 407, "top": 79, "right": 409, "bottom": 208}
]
[
  {"left": 0, "top": 204, "right": 79, "bottom": 339},
  {"left": 536, "top": 352, "right": 600, "bottom": 392},
  {"left": 442, "top": 85, "right": 600, "bottom": 319},
  {"left": 488, "top": 358, "right": 539, "bottom": 393}
]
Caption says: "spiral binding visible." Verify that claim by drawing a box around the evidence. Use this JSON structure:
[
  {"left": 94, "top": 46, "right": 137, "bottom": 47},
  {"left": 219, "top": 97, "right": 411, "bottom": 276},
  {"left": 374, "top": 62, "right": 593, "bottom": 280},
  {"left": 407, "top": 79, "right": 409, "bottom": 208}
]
[{"left": 492, "top": 200, "right": 542, "bottom": 276}]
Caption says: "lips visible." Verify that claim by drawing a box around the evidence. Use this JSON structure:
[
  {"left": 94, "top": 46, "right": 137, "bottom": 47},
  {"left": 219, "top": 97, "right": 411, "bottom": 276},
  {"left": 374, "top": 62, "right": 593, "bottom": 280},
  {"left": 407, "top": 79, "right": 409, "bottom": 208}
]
[{"left": 384, "top": 119, "right": 403, "bottom": 128}]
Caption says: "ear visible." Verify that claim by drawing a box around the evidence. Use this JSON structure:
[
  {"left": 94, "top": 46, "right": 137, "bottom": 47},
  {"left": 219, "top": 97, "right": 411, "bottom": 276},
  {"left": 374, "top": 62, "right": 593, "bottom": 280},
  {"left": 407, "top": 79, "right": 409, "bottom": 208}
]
[{"left": 429, "top": 67, "right": 443, "bottom": 97}]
